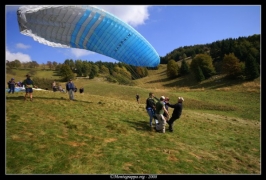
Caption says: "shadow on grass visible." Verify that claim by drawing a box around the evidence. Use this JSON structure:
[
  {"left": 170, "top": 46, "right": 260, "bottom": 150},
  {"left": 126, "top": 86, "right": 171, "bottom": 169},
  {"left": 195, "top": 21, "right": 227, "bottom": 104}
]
[
  {"left": 157, "top": 70, "right": 167, "bottom": 75},
  {"left": 121, "top": 119, "right": 156, "bottom": 132},
  {"left": 145, "top": 77, "right": 172, "bottom": 84},
  {"left": 163, "top": 75, "right": 244, "bottom": 89}
]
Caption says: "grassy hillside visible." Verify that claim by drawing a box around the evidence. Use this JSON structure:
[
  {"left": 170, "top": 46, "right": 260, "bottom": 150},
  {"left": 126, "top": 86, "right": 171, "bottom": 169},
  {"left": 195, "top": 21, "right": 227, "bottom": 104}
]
[{"left": 5, "top": 65, "right": 260, "bottom": 174}]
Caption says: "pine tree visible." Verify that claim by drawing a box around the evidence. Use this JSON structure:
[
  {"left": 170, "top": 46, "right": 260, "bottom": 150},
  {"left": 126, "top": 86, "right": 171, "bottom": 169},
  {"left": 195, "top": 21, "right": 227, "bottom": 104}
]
[
  {"left": 180, "top": 59, "right": 190, "bottom": 75},
  {"left": 196, "top": 66, "right": 205, "bottom": 82},
  {"left": 245, "top": 54, "right": 259, "bottom": 80}
]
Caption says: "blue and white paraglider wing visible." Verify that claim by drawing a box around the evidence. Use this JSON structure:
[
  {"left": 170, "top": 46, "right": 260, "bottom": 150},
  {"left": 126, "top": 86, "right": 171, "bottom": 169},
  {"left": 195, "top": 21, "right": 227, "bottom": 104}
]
[{"left": 17, "top": 5, "right": 160, "bottom": 67}]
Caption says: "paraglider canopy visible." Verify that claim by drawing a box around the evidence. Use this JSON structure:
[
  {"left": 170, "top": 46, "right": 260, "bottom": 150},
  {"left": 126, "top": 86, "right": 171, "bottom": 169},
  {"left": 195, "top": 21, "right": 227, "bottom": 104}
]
[{"left": 17, "top": 5, "right": 160, "bottom": 67}]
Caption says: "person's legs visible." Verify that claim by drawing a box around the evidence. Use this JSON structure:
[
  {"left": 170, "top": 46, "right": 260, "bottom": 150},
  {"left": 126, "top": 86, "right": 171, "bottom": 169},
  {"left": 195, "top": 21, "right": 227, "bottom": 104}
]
[
  {"left": 168, "top": 116, "right": 178, "bottom": 132},
  {"left": 24, "top": 92, "right": 28, "bottom": 100},
  {"left": 11, "top": 86, "right": 15, "bottom": 94},
  {"left": 28, "top": 88, "right": 33, "bottom": 101},
  {"left": 155, "top": 114, "right": 166, "bottom": 133},
  {"left": 161, "top": 119, "right": 166, "bottom": 133},
  {"left": 71, "top": 90, "right": 75, "bottom": 100},
  {"left": 68, "top": 90, "right": 72, "bottom": 100},
  {"left": 147, "top": 109, "right": 154, "bottom": 127}
]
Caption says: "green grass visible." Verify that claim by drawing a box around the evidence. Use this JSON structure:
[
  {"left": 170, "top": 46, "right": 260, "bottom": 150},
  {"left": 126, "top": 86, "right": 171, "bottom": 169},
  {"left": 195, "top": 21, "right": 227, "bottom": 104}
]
[{"left": 6, "top": 66, "right": 260, "bottom": 174}]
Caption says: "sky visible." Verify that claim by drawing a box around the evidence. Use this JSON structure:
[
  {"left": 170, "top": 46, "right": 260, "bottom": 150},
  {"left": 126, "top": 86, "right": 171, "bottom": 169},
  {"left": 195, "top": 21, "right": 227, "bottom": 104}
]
[{"left": 5, "top": 5, "right": 261, "bottom": 65}]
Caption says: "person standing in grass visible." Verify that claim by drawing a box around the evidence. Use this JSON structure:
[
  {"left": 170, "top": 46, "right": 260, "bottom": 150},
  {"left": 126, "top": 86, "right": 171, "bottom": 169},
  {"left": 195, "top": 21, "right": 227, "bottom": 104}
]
[
  {"left": 52, "top": 81, "right": 57, "bottom": 92},
  {"left": 23, "top": 74, "right": 36, "bottom": 101},
  {"left": 166, "top": 97, "right": 184, "bottom": 132},
  {"left": 8, "top": 78, "right": 16, "bottom": 94},
  {"left": 66, "top": 79, "right": 75, "bottom": 100},
  {"left": 154, "top": 96, "right": 169, "bottom": 133},
  {"left": 146, "top": 92, "right": 159, "bottom": 127},
  {"left": 136, "top": 94, "right": 140, "bottom": 104}
]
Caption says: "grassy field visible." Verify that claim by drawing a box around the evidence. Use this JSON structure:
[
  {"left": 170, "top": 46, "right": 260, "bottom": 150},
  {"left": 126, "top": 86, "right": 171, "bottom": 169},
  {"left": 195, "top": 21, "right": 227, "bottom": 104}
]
[{"left": 5, "top": 65, "right": 261, "bottom": 174}]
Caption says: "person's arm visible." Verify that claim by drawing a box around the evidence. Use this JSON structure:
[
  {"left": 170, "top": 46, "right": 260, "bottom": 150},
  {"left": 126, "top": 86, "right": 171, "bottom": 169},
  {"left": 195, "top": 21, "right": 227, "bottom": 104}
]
[
  {"left": 154, "top": 96, "right": 159, "bottom": 101},
  {"left": 166, "top": 103, "right": 176, "bottom": 108},
  {"left": 32, "top": 80, "right": 37, "bottom": 88}
]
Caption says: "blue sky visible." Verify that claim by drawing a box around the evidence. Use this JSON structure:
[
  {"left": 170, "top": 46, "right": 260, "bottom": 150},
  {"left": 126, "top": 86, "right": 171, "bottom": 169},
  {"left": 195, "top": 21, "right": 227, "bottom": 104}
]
[{"left": 6, "top": 5, "right": 261, "bottom": 65}]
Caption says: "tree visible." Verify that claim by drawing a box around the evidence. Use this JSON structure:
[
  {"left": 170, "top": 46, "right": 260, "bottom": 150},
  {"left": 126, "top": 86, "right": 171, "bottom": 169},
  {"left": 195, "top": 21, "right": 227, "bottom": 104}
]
[
  {"left": 113, "top": 65, "right": 131, "bottom": 79},
  {"left": 30, "top": 61, "right": 39, "bottom": 68},
  {"left": 196, "top": 66, "right": 205, "bottom": 82},
  {"left": 244, "top": 54, "right": 259, "bottom": 80},
  {"left": 41, "top": 63, "right": 46, "bottom": 70},
  {"left": 179, "top": 59, "right": 190, "bottom": 75},
  {"left": 82, "top": 61, "right": 91, "bottom": 77},
  {"left": 190, "top": 54, "right": 216, "bottom": 79},
  {"left": 182, "top": 53, "right": 187, "bottom": 60},
  {"left": 6, "top": 60, "right": 21, "bottom": 69},
  {"left": 99, "top": 65, "right": 110, "bottom": 75},
  {"left": 167, "top": 59, "right": 179, "bottom": 78},
  {"left": 69, "top": 59, "right": 75, "bottom": 70},
  {"left": 64, "top": 59, "right": 75, "bottom": 70},
  {"left": 135, "top": 66, "right": 148, "bottom": 78},
  {"left": 13, "top": 60, "right": 21, "bottom": 68},
  {"left": 52, "top": 61, "right": 58, "bottom": 70},
  {"left": 22, "top": 62, "right": 29, "bottom": 69},
  {"left": 74, "top": 60, "right": 83, "bottom": 77},
  {"left": 47, "top": 61, "right": 52, "bottom": 70},
  {"left": 55, "top": 63, "right": 62, "bottom": 71},
  {"left": 59, "top": 64, "right": 75, "bottom": 81},
  {"left": 89, "top": 64, "right": 99, "bottom": 79},
  {"left": 6, "top": 60, "right": 13, "bottom": 68},
  {"left": 222, "top": 53, "right": 243, "bottom": 78}
]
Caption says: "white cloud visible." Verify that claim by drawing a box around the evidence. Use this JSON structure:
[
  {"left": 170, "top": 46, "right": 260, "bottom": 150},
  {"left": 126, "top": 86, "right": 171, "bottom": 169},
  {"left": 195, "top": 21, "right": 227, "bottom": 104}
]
[
  {"left": 7, "top": 5, "right": 151, "bottom": 27},
  {"left": 6, "top": 48, "right": 32, "bottom": 62},
  {"left": 16, "top": 43, "right": 31, "bottom": 49},
  {"left": 97, "top": 5, "right": 151, "bottom": 27},
  {"left": 70, "top": 48, "right": 95, "bottom": 58}
]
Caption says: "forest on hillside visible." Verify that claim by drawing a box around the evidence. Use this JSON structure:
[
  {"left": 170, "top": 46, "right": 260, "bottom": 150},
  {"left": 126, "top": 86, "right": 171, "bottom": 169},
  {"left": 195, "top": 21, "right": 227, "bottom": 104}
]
[
  {"left": 160, "top": 34, "right": 260, "bottom": 65},
  {"left": 6, "top": 34, "right": 260, "bottom": 85}
]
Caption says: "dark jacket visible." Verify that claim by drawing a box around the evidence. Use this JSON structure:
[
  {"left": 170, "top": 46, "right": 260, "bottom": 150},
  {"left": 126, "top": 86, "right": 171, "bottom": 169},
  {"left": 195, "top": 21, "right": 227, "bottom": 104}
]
[
  {"left": 23, "top": 78, "right": 34, "bottom": 88},
  {"left": 166, "top": 102, "right": 183, "bottom": 118},
  {"left": 66, "top": 82, "right": 75, "bottom": 90},
  {"left": 8, "top": 80, "right": 16, "bottom": 88},
  {"left": 146, "top": 98, "right": 156, "bottom": 110}
]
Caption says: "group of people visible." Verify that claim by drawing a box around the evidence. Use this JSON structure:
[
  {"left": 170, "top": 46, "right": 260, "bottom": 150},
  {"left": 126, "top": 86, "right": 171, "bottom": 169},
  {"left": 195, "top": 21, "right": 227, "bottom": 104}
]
[
  {"left": 146, "top": 92, "right": 184, "bottom": 133},
  {"left": 7, "top": 78, "right": 24, "bottom": 94},
  {"left": 52, "top": 81, "right": 66, "bottom": 93},
  {"left": 7, "top": 75, "right": 86, "bottom": 102},
  {"left": 7, "top": 74, "right": 37, "bottom": 101}
]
